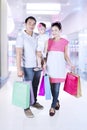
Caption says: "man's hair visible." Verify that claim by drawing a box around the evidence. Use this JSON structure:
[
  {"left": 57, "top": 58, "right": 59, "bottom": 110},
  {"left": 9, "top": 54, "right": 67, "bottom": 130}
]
[{"left": 25, "top": 16, "right": 37, "bottom": 23}]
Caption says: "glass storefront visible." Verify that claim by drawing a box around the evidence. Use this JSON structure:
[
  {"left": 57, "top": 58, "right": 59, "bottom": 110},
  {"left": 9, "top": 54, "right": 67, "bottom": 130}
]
[
  {"left": 8, "top": 40, "right": 16, "bottom": 71},
  {"left": 68, "top": 29, "right": 87, "bottom": 80}
]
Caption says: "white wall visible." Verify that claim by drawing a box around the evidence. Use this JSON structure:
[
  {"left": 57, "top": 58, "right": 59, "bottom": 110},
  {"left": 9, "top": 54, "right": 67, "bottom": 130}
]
[{"left": 62, "top": 6, "right": 87, "bottom": 35}]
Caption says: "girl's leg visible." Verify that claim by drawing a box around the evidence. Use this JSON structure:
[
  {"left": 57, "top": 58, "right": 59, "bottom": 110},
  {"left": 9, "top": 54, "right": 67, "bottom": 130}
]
[{"left": 37, "top": 56, "right": 42, "bottom": 68}]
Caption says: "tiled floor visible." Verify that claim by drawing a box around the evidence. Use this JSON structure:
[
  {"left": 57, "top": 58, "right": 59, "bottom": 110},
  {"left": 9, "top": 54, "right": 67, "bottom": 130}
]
[{"left": 0, "top": 71, "right": 87, "bottom": 130}]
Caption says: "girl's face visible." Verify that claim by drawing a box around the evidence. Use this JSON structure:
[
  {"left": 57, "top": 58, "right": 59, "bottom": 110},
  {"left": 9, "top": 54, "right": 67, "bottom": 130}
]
[
  {"left": 38, "top": 24, "right": 46, "bottom": 34},
  {"left": 51, "top": 26, "right": 61, "bottom": 38}
]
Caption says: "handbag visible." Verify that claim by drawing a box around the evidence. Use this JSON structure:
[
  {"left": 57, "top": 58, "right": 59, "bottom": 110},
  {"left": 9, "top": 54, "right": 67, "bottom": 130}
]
[
  {"left": 12, "top": 81, "right": 30, "bottom": 109},
  {"left": 63, "top": 72, "right": 82, "bottom": 98},
  {"left": 38, "top": 71, "right": 45, "bottom": 96},
  {"left": 44, "top": 74, "right": 51, "bottom": 100},
  {"left": 23, "top": 81, "right": 35, "bottom": 105}
]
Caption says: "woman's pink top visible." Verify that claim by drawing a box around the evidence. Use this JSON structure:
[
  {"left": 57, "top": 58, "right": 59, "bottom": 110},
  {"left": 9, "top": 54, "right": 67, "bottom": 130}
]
[{"left": 46, "top": 38, "right": 68, "bottom": 83}]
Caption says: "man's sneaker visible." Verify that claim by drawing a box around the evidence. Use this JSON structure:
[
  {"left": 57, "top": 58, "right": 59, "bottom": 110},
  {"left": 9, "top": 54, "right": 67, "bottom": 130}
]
[
  {"left": 32, "top": 102, "right": 44, "bottom": 110},
  {"left": 24, "top": 108, "right": 34, "bottom": 118}
]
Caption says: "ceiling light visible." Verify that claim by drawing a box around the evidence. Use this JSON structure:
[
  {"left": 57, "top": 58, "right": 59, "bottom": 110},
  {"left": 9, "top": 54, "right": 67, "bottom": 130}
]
[
  {"left": 26, "top": 3, "right": 61, "bottom": 15},
  {"left": 26, "top": 10, "right": 60, "bottom": 15}
]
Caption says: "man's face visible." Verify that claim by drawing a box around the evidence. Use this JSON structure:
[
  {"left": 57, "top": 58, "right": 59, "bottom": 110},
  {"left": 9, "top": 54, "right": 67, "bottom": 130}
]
[{"left": 25, "top": 19, "right": 36, "bottom": 32}]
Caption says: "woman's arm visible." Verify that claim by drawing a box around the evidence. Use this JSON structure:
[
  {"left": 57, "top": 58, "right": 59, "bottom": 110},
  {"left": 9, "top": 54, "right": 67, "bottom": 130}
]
[{"left": 64, "top": 45, "right": 75, "bottom": 70}]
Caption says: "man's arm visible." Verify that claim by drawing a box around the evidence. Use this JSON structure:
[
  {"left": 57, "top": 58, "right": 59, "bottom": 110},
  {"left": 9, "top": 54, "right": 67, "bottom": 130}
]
[{"left": 16, "top": 48, "right": 24, "bottom": 77}]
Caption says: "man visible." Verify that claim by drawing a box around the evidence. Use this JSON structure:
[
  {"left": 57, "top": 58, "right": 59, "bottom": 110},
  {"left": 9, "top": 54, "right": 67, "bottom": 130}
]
[{"left": 16, "top": 16, "right": 43, "bottom": 118}]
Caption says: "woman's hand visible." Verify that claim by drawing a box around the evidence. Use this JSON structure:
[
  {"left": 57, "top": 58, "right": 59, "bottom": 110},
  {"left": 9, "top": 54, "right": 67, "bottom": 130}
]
[
  {"left": 70, "top": 65, "right": 75, "bottom": 72},
  {"left": 43, "top": 63, "right": 46, "bottom": 70}
]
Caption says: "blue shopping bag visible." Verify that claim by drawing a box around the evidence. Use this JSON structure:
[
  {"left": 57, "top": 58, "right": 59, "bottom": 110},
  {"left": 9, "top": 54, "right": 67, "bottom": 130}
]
[
  {"left": 44, "top": 74, "right": 51, "bottom": 100},
  {"left": 12, "top": 81, "right": 30, "bottom": 109}
]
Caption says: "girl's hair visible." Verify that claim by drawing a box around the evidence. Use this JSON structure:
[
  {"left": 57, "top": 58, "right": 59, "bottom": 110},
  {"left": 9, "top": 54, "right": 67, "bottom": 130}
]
[
  {"left": 51, "top": 21, "right": 62, "bottom": 30},
  {"left": 38, "top": 22, "right": 46, "bottom": 28}
]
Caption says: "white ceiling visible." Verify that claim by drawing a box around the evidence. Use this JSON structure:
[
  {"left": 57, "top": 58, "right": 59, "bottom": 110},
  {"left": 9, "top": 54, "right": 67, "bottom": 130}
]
[{"left": 7, "top": 0, "right": 87, "bottom": 39}]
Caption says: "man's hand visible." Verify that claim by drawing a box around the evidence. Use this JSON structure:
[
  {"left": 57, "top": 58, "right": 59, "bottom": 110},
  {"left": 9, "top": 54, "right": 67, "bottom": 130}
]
[{"left": 17, "top": 69, "right": 24, "bottom": 77}]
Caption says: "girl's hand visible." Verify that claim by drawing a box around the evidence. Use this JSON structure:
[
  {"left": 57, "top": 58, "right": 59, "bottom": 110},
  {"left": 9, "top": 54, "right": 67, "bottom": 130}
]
[{"left": 37, "top": 51, "right": 42, "bottom": 58}]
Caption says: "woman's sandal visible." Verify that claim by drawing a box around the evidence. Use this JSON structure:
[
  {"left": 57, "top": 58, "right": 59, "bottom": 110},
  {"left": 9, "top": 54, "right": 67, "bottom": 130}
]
[
  {"left": 49, "top": 108, "right": 55, "bottom": 116},
  {"left": 55, "top": 101, "right": 60, "bottom": 110}
]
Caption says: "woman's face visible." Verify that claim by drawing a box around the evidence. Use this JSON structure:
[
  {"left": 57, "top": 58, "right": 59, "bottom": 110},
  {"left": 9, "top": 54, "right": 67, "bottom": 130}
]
[{"left": 51, "top": 26, "right": 61, "bottom": 38}]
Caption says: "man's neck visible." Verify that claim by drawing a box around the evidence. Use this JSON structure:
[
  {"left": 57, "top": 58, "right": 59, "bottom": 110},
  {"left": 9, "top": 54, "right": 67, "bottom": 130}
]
[{"left": 25, "top": 30, "right": 33, "bottom": 36}]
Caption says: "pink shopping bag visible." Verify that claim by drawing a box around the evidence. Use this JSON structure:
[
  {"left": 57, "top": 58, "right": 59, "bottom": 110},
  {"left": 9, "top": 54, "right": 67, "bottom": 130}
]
[
  {"left": 63, "top": 72, "right": 82, "bottom": 97},
  {"left": 38, "top": 71, "right": 45, "bottom": 96}
]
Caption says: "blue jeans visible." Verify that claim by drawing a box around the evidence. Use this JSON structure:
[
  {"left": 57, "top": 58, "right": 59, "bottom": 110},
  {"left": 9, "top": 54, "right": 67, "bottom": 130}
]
[
  {"left": 22, "top": 67, "right": 41, "bottom": 104},
  {"left": 50, "top": 83, "right": 60, "bottom": 108}
]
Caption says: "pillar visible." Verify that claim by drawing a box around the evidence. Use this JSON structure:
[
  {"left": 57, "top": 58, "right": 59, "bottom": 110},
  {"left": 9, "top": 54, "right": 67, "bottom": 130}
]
[{"left": 0, "top": 0, "right": 9, "bottom": 87}]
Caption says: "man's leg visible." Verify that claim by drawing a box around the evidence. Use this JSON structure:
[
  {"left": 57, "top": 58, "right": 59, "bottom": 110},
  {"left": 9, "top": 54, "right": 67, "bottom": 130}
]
[
  {"left": 32, "top": 70, "right": 44, "bottom": 109},
  {"left": 22, "top": 67, "right": 34, "bottom": 118}
]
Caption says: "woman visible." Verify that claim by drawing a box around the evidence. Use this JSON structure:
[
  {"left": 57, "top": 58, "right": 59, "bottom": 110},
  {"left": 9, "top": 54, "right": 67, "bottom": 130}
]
[{"left": 44, "top": 22, "right": 75, "bottom": 116}]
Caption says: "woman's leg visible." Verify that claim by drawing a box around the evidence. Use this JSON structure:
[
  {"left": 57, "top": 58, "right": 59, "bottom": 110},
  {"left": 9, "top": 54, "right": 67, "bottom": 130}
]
[{"left": 51, "top": 83, "right": 60, "bottom": 108}]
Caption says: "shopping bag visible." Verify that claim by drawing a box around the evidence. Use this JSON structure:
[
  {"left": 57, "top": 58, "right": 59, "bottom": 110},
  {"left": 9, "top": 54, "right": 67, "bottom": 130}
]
[
  {"left": 44, "top": 74, "right": 51, "bottom": 100},
  {"left": 38, "top": 71, "right": 45, "bottom": 96},
  {"left": 23, "top": 81, "right": 35, "bottom": 105},
  {"left": 30, "top": 83, "right": 35, "bottom": 105},
  {"left": 63, "top": 72, "right": 82, "bottom": 98},
  {"left": 76, "top": 76, "right": 82, "bottom": 98},
  {"left": 12, "top": 81, "right": 30, "bottom": 109}
]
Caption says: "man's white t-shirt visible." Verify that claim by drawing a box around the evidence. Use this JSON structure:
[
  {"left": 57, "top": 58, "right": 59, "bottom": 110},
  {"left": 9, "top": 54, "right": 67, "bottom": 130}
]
[{"left": 16, "top": 30, "right": 37, "bottom": 68}]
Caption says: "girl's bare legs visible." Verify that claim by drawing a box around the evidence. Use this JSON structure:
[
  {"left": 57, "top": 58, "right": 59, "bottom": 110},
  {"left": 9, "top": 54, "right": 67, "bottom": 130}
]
[
  {"left": 37, "top": 56, "right": 42, "bottom": 68},
  {"left": 34, "top": 51, "right": 42, "bottom": 71}
]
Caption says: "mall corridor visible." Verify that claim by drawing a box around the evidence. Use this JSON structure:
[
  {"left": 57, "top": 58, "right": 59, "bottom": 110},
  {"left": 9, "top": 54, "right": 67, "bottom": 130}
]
[
  {"left": 0, "top": 0, "right": 87, "bottom": 130},
  {"left": 0, "top": 71, "right": 87, "bottom": 130}
]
